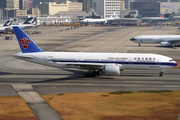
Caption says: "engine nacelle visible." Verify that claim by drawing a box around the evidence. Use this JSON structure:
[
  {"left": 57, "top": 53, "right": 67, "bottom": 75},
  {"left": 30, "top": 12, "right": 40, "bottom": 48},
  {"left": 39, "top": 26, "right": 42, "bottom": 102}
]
[
  {"left": 103, "top": 65, "right": 120, "bottom": 76},
  {"left": 161, "top": 42, "right": 172, "bottom": 46}
]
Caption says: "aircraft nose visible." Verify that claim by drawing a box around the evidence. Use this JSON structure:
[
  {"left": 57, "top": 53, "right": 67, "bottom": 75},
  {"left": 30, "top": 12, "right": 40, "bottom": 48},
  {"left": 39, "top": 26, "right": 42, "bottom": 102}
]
[
  {"left": 130, "top": 37, "right": 136, "bottom": 41},
  {"left": 171, "top": 60, "right": 178, "bottom": 67},
  {"left": 174, "top": 61, "right": 178, "bottom": 67}
]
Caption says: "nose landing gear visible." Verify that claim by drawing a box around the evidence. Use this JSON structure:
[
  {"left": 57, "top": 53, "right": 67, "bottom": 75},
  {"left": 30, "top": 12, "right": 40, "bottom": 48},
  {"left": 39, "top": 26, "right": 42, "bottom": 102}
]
[
  {"left": 159, "top": 72, "right": 163, "bottom": 77},
  {"left": 159, "top": 70, "right": 165, "bottom": 77}
]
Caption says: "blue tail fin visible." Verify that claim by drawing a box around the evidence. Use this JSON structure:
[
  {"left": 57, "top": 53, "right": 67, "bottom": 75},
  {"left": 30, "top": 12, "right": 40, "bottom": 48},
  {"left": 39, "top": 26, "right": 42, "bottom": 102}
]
[{"left": 13, "top": 26, "right": 42, "bottom": 53}]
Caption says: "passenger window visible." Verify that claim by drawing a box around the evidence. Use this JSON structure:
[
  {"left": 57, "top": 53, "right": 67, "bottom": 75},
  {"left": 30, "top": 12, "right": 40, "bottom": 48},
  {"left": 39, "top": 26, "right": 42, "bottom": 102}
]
[
  {"left": 134, "top": 58, "right": 136, "bottom": 60},
  {"left": 153, "top": 58, "right": 155, "bottom": 60},
  {"left": 142, "top": 58, "right": 144, "bottom": 60},
  {"left": 146, "top": 58, "right": 148, "bottom": 60},
  {"left": 138, "top": 58, "right": 140, "bottom": 60},
  {"left": 149, "top": 58, "right": 152, "bottom": 60}
]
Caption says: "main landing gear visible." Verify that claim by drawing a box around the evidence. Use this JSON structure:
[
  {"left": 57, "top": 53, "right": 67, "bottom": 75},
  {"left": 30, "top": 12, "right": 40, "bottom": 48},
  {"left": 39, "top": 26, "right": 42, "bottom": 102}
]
[
  {"left": 159, "top": 70, "right": 165, "bottom": 77},
  {"left": 84, "top": 69, "right": 101, "bottom": 77},
  {"left": 139, "top": 43, "right": 141, "bottom": 46}
]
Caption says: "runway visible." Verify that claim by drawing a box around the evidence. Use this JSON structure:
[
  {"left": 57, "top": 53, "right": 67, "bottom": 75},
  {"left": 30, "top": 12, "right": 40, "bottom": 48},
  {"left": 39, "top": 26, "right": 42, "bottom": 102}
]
[{"left": 0, "top": 25, "right": 180, "bottom": 96}]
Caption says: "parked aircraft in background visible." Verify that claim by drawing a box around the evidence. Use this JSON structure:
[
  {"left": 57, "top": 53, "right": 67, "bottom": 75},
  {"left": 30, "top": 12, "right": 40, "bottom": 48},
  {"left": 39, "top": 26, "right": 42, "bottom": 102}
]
[
  {"left": 82, "top": 13, "right": 116, "bottom": 23},
  {"left": 130, "top": 35, "right": 180, "bottom": 47},
  {"left": 0, "top": 20, "right": 13, "bottom": 33},
  {"left": 172, "top": 16, "right": 180, "bottom": 20},
  {"left": 13, "top": 26, "right": 177, "bottom": 77},
  {"left": 9, "top": 17, "right": 36, "bottom": 30},
  {"left": 140, "top": 13, "right": 175, "bottom": 22},
  {"left": 141, "top": 13, "right": 168, "bottom": 21}
]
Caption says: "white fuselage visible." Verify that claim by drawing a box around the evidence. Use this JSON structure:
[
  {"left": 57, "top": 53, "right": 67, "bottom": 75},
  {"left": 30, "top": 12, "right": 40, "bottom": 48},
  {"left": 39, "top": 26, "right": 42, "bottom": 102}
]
[
  {"left": 0, "top": 26, "right": 11, "bottom": 33},
  {"left": 130, "top": 35, "right": 180, "bottom": 45},
  {"left": 13, "top": 52, "right": 177, "bottom": 70},
  {"left": 0, "top": 24, "right": 34, "bottom": 33},
  {"left": 141, "top": 14, "right": 169, "bottom": 21},
  {"left": 82, "top": 18, "right": 107, "bottom": 23},
  {"left": 10, "top": 24, "right": 34, "bottom": 30},
  {"left": 172, "top": 16, "right": 180, "bottom": 20}
]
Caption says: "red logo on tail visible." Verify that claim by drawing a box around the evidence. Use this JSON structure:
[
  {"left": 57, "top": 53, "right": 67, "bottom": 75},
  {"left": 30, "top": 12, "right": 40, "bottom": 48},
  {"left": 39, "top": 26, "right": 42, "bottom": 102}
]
[{"left": 19, "top": 37, "right": 31, "bottom": 49}]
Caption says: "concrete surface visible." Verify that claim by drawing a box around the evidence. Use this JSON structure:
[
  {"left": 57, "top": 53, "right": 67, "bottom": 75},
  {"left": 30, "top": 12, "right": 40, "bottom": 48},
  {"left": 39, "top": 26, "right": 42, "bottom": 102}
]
[
  {"left": 0, "top": 25, "right": 180, "bottom": 119},
  {"left": 12, "top": 84, "right": 62, "bottom": 120}
]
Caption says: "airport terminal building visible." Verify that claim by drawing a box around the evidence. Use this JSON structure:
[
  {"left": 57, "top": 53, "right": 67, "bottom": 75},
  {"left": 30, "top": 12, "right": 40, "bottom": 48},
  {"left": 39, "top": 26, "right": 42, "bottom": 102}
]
[
  {"left": 160, "top": 2, "right": 180, "bottom": 14},
  {"left": 130, "top": 1, "right": 180, "bottom": 17}
]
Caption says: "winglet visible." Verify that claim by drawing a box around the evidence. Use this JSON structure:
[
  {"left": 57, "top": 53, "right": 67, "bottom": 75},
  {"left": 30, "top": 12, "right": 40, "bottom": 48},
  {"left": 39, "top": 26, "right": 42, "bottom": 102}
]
[{"left": 13, "top": 26, "right": 42, "bottom": 53}]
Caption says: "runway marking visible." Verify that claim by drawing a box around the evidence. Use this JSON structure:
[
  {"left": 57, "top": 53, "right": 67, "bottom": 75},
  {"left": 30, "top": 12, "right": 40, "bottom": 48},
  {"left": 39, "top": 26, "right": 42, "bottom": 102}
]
[
  {"left": 0, "top": 58, "right": 16, "bottom": 65},
  {"left": 30, "top": 83, "right": 180, "bottom": 88},
  {"left": 12, "top": 84, "right": 62, "bottom": 120}
]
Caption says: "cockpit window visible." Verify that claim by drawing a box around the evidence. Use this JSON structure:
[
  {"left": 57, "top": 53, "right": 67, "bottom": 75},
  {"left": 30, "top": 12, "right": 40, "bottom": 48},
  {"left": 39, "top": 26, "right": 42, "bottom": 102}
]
[
  {"left": 169, "top": 59, "right": 174, "bottom": 62},
  {"left": 130, "top": 38, "right": 136, "bottom": 41}
]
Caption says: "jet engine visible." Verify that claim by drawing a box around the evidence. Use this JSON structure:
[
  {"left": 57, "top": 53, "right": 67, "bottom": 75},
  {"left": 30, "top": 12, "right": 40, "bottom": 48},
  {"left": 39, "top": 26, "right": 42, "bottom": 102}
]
[
  {"left": 103, "top": 65, "right": 120, "bottom": 76},
  {"left": 161, "top": 42, "right": 172, "bottom": 46}
]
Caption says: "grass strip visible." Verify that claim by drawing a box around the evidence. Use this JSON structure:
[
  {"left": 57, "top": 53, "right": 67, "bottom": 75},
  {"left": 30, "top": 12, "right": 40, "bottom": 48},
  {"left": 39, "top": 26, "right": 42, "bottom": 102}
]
[
  {"left": 0, "top": 96, "right": 36, "bottom": 120},
  {"left": 42, "top": 90, "right": 180, "bottom": 120}
]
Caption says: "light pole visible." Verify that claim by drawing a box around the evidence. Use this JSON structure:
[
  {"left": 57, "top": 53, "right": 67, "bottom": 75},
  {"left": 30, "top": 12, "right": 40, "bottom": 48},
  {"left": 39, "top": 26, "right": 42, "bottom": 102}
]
[
  {"left": 4, "top": 8, "right": 9, "bottom": 19},
  {"left": 0, "top": 9, "right": 2, "bottom": 20},
  {"left": 2, "top": 9, "right": 3, "bottom": 20},
  {"left": 6, "top": 9, "right": 8, "bottom": 19},
  {"left": 14, "top": 9, "right": 17, "bottom": 19}
]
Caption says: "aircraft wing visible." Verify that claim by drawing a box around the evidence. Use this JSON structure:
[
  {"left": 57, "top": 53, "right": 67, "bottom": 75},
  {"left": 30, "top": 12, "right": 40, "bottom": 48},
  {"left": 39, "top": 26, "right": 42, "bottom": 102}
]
[
  {"left": 166, "top": 39, "right": 180, "bottom": 43},
  {"left": 55, "top": 62, "right": 105, "bottom": 69},
  {"left": 13, "top": 54, "right": 34, "bottom": 59},
  {"left": 49, "top": 59, "right": 107, "bottom": 69}
]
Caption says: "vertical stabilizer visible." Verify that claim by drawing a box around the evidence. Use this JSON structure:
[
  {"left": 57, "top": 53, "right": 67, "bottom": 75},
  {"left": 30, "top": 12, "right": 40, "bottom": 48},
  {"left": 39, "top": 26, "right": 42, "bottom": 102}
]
[
  {"left": 3, "top": 20, "right": 13, "bottom": 26},
  {"left": 108, "top": 12, "right": 116, "bottom": 19},
  {"left": 160, "top": 13, "right": 165, "bottom": 18},
  {"left": 23, "top": 17, "right": 36, "bottom": 24},
  {"left": 13, "top": 26, "right": 42, "bottom": 53}
]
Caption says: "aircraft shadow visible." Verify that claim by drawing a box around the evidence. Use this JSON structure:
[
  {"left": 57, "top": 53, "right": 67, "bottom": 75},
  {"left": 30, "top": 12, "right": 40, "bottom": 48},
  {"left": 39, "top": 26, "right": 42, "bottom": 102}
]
[
  {"left": 0, "top": 70, "right": 161, "bottom": 84},
  {"left": 0, "top": 71, "right": 72, "bottom": 76},
  {"left": 129, "top": 45, "right": 177, "bottom": 49},
  {"left": 156, "top": 46, "right": 177, "bottom": 49}
]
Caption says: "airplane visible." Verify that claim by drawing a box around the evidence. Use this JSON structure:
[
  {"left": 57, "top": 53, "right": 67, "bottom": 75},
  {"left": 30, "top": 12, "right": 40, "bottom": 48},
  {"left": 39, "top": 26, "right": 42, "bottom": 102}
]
[
  {"left": 140, "top": 13, "right": 174, "bottom": 22},
  {"left": 172, "top": 16, "right": 180, "bottom": 20},
  {"left": 130, "top": 35, "right": 180, "bottom": 47},
  {"left": 82, "top": 13, "right": 116, "bottom": 24},
  {"left": 8, "top": 17, "right": 36, "bottom": 32},
  {"left": 12, "top": 26, "right": 177, "bottom": 77},
  {"left": 141, "top": 13, "right": 167, "bottom": 21},
  {"left": 0, "top": 20, "right": 13, "bottom": 33}
]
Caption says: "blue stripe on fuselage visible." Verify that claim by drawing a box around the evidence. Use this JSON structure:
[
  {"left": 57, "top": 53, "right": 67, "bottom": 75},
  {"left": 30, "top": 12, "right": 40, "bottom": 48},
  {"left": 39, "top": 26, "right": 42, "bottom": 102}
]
[{"left": 50, "top": 60, "right": 177, "bottom": 67}]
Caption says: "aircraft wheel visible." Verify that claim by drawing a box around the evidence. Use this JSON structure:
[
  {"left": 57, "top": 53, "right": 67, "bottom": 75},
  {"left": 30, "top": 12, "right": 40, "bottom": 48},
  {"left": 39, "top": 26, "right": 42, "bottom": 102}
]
[
  {"left": 159, "top": 72, "right": 163, "bottom": 77},
  {"left": 90, "top": 72, "right": 97, "bottom": 77},
  {"left": 84, "top": 71, "right": 99, "bottom": 77},
  {"left": 84, "top": 73, "right": 90, "bottom": 77},
  {"left": 96, "top": 71, "right": 100, "bottom": 76}
]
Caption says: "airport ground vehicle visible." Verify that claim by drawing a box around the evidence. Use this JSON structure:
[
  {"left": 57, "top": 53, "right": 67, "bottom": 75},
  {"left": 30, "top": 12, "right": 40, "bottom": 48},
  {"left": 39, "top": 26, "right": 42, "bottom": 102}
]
[{"left": 5, "top": 35, "right": 13, "bottom": 40}]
